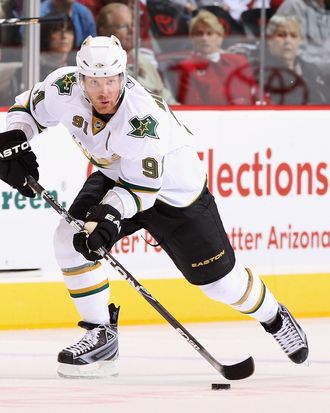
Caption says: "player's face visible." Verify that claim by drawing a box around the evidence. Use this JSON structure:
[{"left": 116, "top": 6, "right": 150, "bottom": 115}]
[
  {"left": 191, "top": 23, "right": 223, "bottom": 55},
  {"left": 268, "top": 22, "right": 301, "bottom": 64},
  {"left": 83, "top": 75, "right": 122, "bottom": 114}
]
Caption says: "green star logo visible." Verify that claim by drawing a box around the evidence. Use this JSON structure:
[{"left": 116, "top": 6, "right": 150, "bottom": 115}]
[
  {"left": 53, "top": 72, "right": 76, "bottom": 95},
  {"left": 128, "top": 115, "right": 159, "bottom": 139}
]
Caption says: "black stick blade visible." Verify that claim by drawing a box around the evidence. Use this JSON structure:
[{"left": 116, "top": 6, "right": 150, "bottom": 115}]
[{"left": 221, "top": 356, "right": 255, "bottom": 380}]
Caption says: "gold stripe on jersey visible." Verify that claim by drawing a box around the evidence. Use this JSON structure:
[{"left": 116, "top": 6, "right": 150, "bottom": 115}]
[
  {"left": 32, "top": 90, "right": 45, "bottom": 110},
  {"left": 156, "top": 177, "right": 207, "bottom": 209},
  {"left": 183, "top": 177, "right": 207, "bottom": 207},
  {"left": 116, "top": 180, "right": 142, "bottom": 212},
  {"left": 8, "top": 92, "right": 47, "bottom": 134},
  {"left": 117, "top": 177, "right": 160, "bottom": 193},
  {"left": 68, "top": 279, "right": 109, "bottom": 298},
  {"left": 26, "top": 88, "right": 47, "bottom": 132},
  {"left": 8, "top": 105, "right": 47, "bottom": 133},
  {"left": 116, "top": 177, "right": 161, "bottom": 212}
]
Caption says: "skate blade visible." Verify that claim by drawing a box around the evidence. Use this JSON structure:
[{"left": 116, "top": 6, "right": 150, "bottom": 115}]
[{"left": 57, "top": 359, "right": 119, "bottom": 379}]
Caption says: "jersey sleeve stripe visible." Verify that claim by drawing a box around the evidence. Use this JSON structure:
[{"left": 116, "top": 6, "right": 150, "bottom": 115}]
[
  {"left": 116, "top": 177, "right": 160, "bottom": 193},
  {"left": 115, "top": 183, "right": 142, "bottom": 212},
  {"left": 8, "top": 105, "right": 47, "bottom": 133}
]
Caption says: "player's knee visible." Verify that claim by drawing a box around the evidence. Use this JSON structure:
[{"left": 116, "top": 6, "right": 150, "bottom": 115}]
[
  {"left": 199, "top": 262, "right": 250, "bottom": 305},
  {"left": 53, "top": 218, "right": 82, "bottom": 267},
  {"left": 54, "top": 218, "right": 74, "bottom": 249}
]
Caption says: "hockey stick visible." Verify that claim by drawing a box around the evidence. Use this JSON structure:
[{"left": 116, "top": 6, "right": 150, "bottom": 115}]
[
  {"left": 27, "top": 175, "right": 255, "bottom": 380},
  {"left": 0, "top": 15, "right": 66, "bottom": 26}
]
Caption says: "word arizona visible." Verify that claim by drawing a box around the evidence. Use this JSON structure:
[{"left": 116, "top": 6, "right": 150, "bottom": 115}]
[{"left": 267, "top": 225, "right": 330, "bottom": 249}]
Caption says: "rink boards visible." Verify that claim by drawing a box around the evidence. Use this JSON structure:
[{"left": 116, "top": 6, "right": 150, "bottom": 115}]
[
  {"left": 0, "top": 273, "right": 329, "bottom": 329},
  {"left": 0, "top": 108, "right": 329, "bottom": 328}
]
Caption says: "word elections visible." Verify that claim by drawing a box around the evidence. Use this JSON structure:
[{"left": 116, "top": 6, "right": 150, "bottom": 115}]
[
  {"left": 1, "top": 189, "right": 66, "bottom": 209},
  {"left": 198, "top": 148, "right": 328, "bottom": 197}
]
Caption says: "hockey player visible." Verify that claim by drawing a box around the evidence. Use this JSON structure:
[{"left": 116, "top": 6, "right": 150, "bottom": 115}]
[{"left": 0, "top": 36, "right": 308, "bottom": 378}]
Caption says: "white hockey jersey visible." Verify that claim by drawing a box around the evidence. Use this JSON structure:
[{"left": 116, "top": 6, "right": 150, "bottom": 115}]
[{"left": 6, "top": 66, "right": 206, "bottom": 218}]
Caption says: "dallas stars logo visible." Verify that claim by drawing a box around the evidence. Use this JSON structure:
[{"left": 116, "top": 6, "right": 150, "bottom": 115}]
[
  {"left": 62, "top": 74, "right": 74, "bottom": 89},
  {"left": 53, "top": 72, "right": 76, "bottom": 95},
  {"left": 128, "top": 115, "right": 159, "bottom": 139}
]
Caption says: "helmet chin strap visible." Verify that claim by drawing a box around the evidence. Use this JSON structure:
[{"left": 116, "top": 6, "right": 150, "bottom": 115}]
[{"left": 114, "top": 72, "right": 126, "bottom": 106}]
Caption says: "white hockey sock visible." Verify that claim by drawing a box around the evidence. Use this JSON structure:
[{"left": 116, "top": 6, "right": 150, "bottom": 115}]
[
  {"left": 199, "top": 262, "right": 279, "bottom": 323},
  {"left": 62, "top": 262, "right": 110, "bottom": 324}
]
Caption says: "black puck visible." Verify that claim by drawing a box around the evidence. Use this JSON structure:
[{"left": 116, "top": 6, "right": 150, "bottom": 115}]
[{"left": 211, "top": 383, "right": 231, "bottom": 390}]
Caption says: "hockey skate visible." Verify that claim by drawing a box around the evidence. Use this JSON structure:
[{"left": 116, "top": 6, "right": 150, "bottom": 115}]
[
  {"left": 57, "top": 303, "right": 120, "bottom": 378},
  {"left": 261, "top": 304, "right": 308, "bottom": 364}
]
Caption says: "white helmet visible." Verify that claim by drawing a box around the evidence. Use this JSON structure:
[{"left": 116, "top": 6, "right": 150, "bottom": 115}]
[
  {"left": 77, "top": 35, "right": 127, "bottom": 77},
  {"left": 76, "top": 35, "right": 127, "bottom": 101}
]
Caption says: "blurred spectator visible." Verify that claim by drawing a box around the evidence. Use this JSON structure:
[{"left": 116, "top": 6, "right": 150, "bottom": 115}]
[
  {"left": 40, "top": 15, "right": 76, "bottom": 80},
  {"left": 171, "top": 0, "right": 273, "bottom": 20},
  {"left": 170, "top": 0, "right": 199, "bottom": 13},
  {"left": 78, "top": 0, "right": 152, "bottom": 49},
  {"left": 0, "top": 62, "right": 21, "bottom": 106},
  {"left": 260, "top": 14, "right": 330, "bottom": 104},
  {"left": 40, "top": 0, "right": 96, "bottom": 48},
  {"left": 0, "top": 55, "right": 21, "bottom": 106},
  {"left": 1, "top": 0, "right": 23, "bottom": 14},
  {"left": 79, "top": 0, "right": 153, "bottom": 50},
  {"left": 275, "top": 0, "right": 330, "bottom": 74},
  {"left": 77, "top": 1, "right": 107, "bottom": 17},
  {"left": 240, "top": 5, "right": 278, "bottom": 38},
  {"left": 1, "top": 0, "right": 23, "bottom": 23},
  {"left": 270, "top": 0, "right": 285, "bottom": 9},
  {"left": 0, "top": 0, "right": 24, "bottom": 60},
  {"left": 215, "top": 0, "right": 271, "bottom": 21},
  {"left": 170, "top": 0, "right": 229, "bottom": 14},
  {"left": 146, "top": 0, "right": 192, "bottom": 53},
  {"left": 97, "top": 2, "right": 178, "bottom": 103},
  {"left": 171, "top": 9, "right": 257, "bottom": 105}
]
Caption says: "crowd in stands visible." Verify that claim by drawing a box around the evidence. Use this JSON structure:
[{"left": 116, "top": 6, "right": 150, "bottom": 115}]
[
  {"left": 1, "top": 0, "right": 330, "bottom": 106},
  {"left": 170, "top": 9, "right": 258, "bottom": 105}
]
